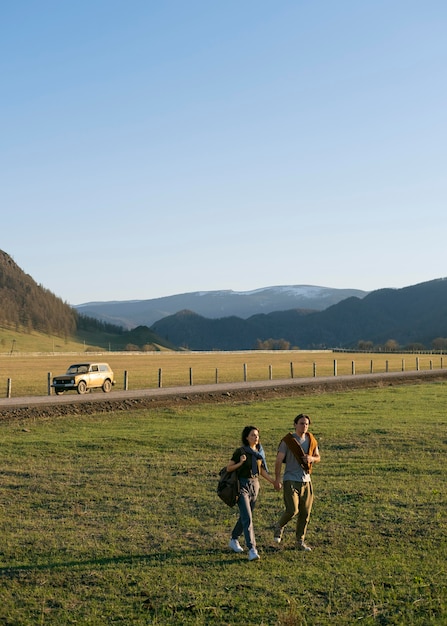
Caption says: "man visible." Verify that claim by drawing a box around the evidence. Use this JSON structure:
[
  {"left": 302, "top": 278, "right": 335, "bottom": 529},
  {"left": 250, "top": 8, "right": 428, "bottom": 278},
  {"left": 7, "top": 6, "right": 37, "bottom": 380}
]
[{"left": 273, "top": 413, "right": 320, "bottom": 551}]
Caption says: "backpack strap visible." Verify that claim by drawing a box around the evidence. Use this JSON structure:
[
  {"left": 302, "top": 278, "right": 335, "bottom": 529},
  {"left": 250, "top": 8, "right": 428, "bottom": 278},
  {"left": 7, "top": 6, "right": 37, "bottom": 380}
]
[{"left": 282, "top": 433, "right": 310, "bottom": 473}]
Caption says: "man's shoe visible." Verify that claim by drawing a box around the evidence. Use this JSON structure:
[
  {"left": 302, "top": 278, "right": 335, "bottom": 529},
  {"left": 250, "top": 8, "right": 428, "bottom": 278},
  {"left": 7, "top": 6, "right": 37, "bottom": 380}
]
[
  {"left": 229, "top": 538, "right": 244, "bottom": 553},
  {"left": 248, "top": 548, "right": 260, "bottom": 561},
  {"left": 273, "top": 526, "right": 283, "bottom": 544},
  {"left": 297, "top": 541, "right": 312, "bottom": 552}
]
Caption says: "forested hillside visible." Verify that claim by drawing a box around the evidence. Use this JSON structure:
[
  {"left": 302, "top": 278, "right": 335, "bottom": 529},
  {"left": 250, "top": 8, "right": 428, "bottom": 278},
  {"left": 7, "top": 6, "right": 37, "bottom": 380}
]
[
  {"left": 0, "top": 251, "right": 77, "bottom": 337},
  {"left": 0, "top": 250, "right": 177, "bottom": 351}
]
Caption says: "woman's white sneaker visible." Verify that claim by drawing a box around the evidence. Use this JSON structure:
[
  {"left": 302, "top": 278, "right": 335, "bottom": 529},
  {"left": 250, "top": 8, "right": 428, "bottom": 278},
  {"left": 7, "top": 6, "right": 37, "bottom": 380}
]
[
  {"left": 229, "top": 538, "right": 244, "bottom": 553},
  {"left": 248, "top": 548, "right": 260, "bottom": 561}
]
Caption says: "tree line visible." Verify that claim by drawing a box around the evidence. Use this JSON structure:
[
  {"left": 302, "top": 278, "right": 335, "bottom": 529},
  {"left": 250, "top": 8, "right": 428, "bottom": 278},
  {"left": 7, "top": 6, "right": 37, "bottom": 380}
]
[{"left": 0, "top": 250, "right": 122, "bottom": 338}]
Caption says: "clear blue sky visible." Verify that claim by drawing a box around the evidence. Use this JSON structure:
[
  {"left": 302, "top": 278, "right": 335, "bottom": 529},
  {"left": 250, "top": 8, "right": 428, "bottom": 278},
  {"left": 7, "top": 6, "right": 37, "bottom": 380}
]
[{"left": 2, "top": 1, "right": 446, "bottom": 305}]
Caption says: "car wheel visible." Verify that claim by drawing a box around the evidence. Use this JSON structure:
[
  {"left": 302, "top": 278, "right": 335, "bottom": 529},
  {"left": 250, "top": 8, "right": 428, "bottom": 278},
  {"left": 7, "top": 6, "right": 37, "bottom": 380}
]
[
  {"left": 55, "top": 389, "right": 64, "bottom": 395},
  {"left": 77, "top": 381, "right": 87, "bottom": 394},
  {"left": 102, "top": 379, "right": 112, "bottom": 393}
]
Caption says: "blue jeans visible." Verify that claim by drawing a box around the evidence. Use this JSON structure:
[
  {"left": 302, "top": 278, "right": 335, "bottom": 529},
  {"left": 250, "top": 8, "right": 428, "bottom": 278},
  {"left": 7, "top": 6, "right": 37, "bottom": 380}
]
[{"left": 231, "top": 477, "right": 259, "bottom": 550}]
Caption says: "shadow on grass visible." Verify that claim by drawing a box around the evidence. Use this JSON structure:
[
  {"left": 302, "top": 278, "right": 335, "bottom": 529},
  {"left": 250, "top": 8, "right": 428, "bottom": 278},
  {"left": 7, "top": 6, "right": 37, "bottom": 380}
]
[{"left": 0, "top": 548, "right": 262, "bottom": 578}]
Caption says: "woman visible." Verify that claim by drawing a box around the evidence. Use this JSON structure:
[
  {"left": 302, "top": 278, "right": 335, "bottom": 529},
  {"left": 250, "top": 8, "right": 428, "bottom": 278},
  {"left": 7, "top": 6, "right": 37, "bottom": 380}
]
[{"left": 226, "top": 425, "right": 275, "bottom": 561}]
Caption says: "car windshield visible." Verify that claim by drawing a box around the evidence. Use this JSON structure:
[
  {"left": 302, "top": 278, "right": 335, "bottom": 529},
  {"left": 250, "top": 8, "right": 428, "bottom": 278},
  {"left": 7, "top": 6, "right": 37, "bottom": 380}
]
[{"left": 66, "top": 364, "right": 89, "bottom": 374}]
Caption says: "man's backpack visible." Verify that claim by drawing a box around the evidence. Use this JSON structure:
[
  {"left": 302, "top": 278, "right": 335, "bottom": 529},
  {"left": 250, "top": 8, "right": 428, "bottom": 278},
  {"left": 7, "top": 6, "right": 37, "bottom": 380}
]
[{"left": 217, "top": 466, "right": 240, "bottom": 507}]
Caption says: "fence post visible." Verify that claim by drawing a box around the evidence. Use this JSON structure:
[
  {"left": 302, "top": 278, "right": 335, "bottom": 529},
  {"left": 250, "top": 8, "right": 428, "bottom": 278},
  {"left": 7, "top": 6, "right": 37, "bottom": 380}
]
[
  {"left": 351, "top": 361, "right": 355, "bottom": 375},
  {"left": 269, "top": 365, "right": 273, "bottom": 380},
  {"left": 402, "top": 359, "right": 405, "bottom": 372},
  {"left": 313, "top": 362, "right": 317, "bottom": 377},
  {"left": 441, "top": 357, "right": 444, "bottom": 369},
  {"left": 386, "top": 360, "right": 389, "bottom": 373},
  {"left": 124, "top": 370, "right": 128, "bottom": 390},
  {"left": 215, "top": 368, "right": 219, "bottom": 384},
  {"left": 370, "top": 360, "right": 374, "bottom": 374},
  {"left": 158, "top": 368, "right": 162, "bottom": 388},
  {"left": 243, "top": 363, "right": 247, "bottom": 382},
  {"left": 290, "top": 362, "right": 294, "bottom": 379},
  {"left": 430, "top": 360, "right": 433, "bottom": 370},
  {"left": 416, "top": 357, "right": 420, "bottom": 371},
  {"left": 333, "top": 360, "right": 337, "bottom": 376},
  {"left": 7, "top": 378, "right": 12, "bottom": 398},
  {"left": 47, "top": 372, "right": 52, "bottom": 395},
  {"left": 189, "top": 367, "right": 193, "bottom": 386}
]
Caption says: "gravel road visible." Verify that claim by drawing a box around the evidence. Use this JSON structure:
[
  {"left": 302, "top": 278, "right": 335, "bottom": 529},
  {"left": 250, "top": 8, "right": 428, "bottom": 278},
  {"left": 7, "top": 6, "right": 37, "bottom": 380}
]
[{"left": 1, "top": 368, "right": 446, "bottom": 421}]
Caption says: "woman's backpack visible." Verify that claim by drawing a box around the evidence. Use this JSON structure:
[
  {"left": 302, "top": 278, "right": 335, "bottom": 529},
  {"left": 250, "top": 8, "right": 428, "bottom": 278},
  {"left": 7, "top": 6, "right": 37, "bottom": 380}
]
[{"left": 217, "top": 466, "right": 240, "bottom": 507}]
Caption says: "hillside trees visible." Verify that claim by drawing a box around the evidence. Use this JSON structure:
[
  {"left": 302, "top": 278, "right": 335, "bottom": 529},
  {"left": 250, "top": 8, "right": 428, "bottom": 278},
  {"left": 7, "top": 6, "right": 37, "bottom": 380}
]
[
  {"left": 0, "top": 250, "right": 76, "bottom": 336},
  {"left": 431, "top": 337, "right": 447, "bottom": 351},
  {"left": 383, "top": 339, "right": 399, "bottom": 351},
  {"left": 76, "top": 314, "right": 124, "bottom": 335},
  {"left": 357, "top": 340, "right": 374, "bottom": 350},
  {"left": 255, "top": 338, "right": 292, "bottom": 350}
]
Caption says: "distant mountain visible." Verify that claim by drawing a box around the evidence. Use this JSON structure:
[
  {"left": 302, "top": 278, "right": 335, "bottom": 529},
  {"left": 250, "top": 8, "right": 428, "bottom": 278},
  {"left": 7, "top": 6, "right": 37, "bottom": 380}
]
[
  {"left": 150, "top": 279, "right": 447, "bottom": 351},
  {"left": 75, "top": 285, "right": 369, "bottom": 329},
  {"left": 5, "top": 246, "right": 446, "bottom": 352}
]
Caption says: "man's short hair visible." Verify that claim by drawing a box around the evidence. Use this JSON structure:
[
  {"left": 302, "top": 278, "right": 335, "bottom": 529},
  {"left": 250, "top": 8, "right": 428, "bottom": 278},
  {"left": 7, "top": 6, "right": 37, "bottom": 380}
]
[{"left": 294, "top": 413, "right": 311, "bottom": 425}]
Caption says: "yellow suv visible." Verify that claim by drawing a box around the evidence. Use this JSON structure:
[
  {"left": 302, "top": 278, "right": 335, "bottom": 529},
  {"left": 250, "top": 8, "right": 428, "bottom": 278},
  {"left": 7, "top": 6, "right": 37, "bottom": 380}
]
[{"left": 52, "top": 362, "right": 116, "bottom": 395}]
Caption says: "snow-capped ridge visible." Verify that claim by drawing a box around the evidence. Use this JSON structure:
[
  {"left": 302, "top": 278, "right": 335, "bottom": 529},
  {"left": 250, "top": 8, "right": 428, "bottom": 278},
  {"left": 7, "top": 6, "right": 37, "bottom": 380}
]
[{"left": 75, "top": 284, "right": 369, "bottom": 330}]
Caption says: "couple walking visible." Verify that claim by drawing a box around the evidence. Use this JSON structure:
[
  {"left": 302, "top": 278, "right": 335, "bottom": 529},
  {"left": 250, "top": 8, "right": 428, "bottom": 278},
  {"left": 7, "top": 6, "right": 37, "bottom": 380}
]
[{"left": 225, "top": 414, "right": 320, "bottom": 561}]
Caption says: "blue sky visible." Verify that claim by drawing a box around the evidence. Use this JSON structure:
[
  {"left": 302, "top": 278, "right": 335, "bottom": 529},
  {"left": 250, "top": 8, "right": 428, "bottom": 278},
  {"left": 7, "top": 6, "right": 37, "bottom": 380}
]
[{"left": 2, "top": 1, "right": 446, "bottom": 305}]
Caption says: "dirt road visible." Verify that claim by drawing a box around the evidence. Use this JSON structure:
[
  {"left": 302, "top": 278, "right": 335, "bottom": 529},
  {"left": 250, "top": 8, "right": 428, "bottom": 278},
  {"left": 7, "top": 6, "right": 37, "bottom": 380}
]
[{"left": 1, "top": 368, "right": 446, "bottom": 421}]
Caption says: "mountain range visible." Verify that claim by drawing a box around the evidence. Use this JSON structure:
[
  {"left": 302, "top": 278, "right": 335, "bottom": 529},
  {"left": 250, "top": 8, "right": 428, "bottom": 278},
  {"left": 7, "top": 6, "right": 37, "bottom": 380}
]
[
  {"left": 75, "top": 285, "right": 369, "bottom": 329},
  {"left": 148, "top": 279, "right": 447, "bottom": 351},
  {"left": 2, "top": 248, "right": 447, "bottom": 352}
]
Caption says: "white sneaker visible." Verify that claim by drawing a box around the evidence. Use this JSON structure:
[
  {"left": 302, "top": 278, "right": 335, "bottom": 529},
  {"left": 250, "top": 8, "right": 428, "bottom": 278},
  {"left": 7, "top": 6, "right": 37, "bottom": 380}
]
[
  {"left": 273, "top": 526, "right": 283, "bottom": 544},
  {"left": 229, "top": 538, "right": 244, "bottom": 553},
  {"left": 248, "top": 548, "right": 260, "bottom": 561}
]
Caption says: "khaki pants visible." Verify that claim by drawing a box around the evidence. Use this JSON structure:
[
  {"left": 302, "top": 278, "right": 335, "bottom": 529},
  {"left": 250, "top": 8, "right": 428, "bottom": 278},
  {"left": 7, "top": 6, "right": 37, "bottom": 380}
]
[{"left": 278, "top": 480, "right": 313, "bottom": 542}]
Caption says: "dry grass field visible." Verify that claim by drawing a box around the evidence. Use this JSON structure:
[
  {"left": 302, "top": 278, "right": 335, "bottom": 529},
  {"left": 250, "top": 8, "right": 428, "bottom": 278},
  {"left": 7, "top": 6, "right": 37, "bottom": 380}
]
[{"left": 0, "top": 349, "right": 444, "bottom": 398}]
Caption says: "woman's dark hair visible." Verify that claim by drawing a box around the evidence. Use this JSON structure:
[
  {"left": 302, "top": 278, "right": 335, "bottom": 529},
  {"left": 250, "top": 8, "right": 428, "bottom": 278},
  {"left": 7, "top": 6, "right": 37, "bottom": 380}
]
[
  {"left": 294, "top": 413, "right": 311, "bottom": 425},
  {"left": 241, "top": 425, "right": 260, "bottom": 447}
]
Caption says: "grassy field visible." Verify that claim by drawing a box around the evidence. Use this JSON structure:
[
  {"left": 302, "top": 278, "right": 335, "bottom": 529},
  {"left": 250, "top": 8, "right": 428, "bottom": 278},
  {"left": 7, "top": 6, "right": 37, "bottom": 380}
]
[
  {"left": 0, "top": 350, "right": 445, "bottom": 397},
  {"left": 0, "top": 327, "right": 108, "bottom": 355},
  {"left": 0, "top": 382, "right": 445, "bottom": 624}
]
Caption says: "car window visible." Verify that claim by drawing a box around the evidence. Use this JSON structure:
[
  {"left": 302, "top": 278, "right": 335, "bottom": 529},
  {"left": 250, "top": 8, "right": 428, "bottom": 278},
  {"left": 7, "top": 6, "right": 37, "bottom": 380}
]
[{"left": 67, "top": 365, "right": 88, "bottom": 374}]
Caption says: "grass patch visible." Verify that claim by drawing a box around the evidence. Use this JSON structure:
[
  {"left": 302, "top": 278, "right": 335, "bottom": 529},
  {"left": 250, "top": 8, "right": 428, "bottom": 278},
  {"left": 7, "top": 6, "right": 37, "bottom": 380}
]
[
  {"left": 0, "top": 327, "right": 107, "bottom": 355},
  {"left": 0, "top": 384, "right": 446, "bottom": 624}
]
